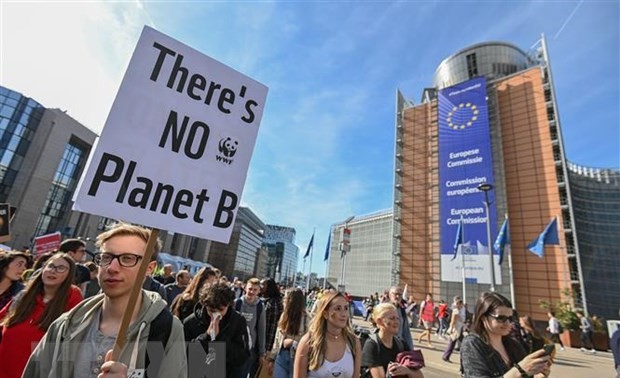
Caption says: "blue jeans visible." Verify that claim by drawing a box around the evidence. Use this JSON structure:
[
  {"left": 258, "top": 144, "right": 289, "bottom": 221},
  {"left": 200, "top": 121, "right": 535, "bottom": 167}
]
[
  {"left": 274, "top": 348, "right": 293, "bottom": 378},
  {"left": 438, "top": 317, "right": 448, "bottom": 335}
]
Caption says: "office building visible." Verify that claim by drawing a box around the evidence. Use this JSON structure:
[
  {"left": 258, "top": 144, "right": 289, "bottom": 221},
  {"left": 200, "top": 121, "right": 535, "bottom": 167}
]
[
  {"left": 325, "top": 210, "right": 392, "bottom": 297},
  {"left": 566, "top": 162, "right": 620, "bottom": 320},
  {"left": 394, "top": 38, "right": 619, "bottom": 321},
  {"left": 0, "top": 86, "right": 101, "bottom": 250},
  {"left": 263, "top": 225, "right": 299, "bottom": 286},
  {"left": 206, "top": 206, "right": 265, "bottom": 279}
]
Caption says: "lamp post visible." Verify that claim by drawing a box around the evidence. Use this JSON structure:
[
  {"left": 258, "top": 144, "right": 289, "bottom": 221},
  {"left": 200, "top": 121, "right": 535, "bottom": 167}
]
[
  {"left": 477, "top": 183, "right": 495, "bottom": 292},
  {"left": 338, "top": 216, "right": 354, "bottom": 292}
]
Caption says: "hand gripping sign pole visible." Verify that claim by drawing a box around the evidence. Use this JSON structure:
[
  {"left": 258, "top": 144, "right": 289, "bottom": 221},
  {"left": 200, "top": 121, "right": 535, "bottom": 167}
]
[{"left": 111, "top": 228, "right": 160, "bottom": 360}]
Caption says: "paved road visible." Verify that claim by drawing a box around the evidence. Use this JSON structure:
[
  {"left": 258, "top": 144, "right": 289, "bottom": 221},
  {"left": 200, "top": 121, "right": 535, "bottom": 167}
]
[
  {"left": 352, "top": 317, "right": 616, "bottom": 378},
  {"left": 418, "top": 365, "right": 460, "bottom": 378}
]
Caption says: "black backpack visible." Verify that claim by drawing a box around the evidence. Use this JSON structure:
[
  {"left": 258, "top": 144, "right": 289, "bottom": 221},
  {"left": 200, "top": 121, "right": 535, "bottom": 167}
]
[
  {"left": 360, "top": 333, "right": 405, "bottom": 378},
  {"left": 234, "top": 298, "right": 264, "bottom": 326},
  {"left": 145, "top": 308, "right": 173, "bottom": 377}
]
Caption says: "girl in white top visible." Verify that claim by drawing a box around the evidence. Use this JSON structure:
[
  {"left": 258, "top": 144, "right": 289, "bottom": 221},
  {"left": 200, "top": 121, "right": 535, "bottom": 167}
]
[{"left": 294, "top": 291, "right": 361, "bottom": 378}]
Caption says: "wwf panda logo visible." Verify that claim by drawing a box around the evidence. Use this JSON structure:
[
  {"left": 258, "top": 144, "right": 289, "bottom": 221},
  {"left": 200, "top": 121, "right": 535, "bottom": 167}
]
[{"left": 218, "top": 137, "right": 238, "bottom": 157}]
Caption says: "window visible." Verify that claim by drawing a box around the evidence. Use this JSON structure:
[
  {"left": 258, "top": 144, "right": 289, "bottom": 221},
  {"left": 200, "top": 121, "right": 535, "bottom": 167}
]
[
  {"left": 466, "top": 53, "right": 478, "bottom": 78},
  {"left": 33, "top": 141, "right": 86, "bottom": 236}
]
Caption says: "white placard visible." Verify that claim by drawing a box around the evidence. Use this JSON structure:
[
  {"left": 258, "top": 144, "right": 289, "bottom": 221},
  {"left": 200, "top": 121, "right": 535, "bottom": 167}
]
[{"left": 73, "top": 26, "right": 268, "bottom": 243}]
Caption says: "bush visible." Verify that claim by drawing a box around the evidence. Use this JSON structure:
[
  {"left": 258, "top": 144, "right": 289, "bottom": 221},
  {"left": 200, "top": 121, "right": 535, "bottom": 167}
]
[{"left": 539, "top": 289, "right": 580, "bottom": 331}]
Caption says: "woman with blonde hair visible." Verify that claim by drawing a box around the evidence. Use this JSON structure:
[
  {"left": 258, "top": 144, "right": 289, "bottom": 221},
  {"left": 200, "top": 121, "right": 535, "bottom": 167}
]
[
  {"left": 0, "top": 252, "right": 82, "bottom": 378},
  {"left": 294, "top": 291, "right": 361, "bottom": 378},
  {"left": 362, "top": 303, "right": 424, "bottom": 378},
  {"left": 272, "top": 288, "right": 309, "bottom": 378}
]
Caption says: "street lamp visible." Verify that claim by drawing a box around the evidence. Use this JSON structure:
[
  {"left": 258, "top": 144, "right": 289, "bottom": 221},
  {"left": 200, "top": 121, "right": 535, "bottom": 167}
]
[
  {"left": 338, "top": 215, "right": 355, "bottom": 292},
  {"left": 477, "top": 183, "right": 495, "bottom": 292}
]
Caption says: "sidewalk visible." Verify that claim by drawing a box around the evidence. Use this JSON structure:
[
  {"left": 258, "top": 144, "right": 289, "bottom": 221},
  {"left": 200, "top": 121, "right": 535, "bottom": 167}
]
[{"left": 352, "top": 317, "right": 615, "bottom": 378}]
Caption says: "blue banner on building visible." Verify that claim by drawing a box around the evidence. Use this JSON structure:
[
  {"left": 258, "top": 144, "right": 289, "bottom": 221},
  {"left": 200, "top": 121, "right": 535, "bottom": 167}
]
[{"left": 438, "top": 77, "right": 499, "bottom": 283}]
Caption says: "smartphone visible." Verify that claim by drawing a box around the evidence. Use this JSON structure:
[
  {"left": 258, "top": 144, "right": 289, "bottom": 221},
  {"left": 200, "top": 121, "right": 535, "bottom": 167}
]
[{"left": 543, "top": 344, "right": 555, "bottom": 356}]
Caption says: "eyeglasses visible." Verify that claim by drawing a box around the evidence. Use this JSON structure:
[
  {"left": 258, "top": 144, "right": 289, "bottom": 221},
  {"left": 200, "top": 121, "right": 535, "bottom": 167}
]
[
  {"left": 45, "top": 263, "right": 70, "bottom": 273},
  {"left": 94, "top": 252, "right": 143, "bottom": 267},
  {"left": 487, "top": 313, "right": 514, "bottom": 323}
]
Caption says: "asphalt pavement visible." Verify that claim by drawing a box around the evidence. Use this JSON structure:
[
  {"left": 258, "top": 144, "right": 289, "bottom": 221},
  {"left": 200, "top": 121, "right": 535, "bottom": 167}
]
[{"left": 352, "top": 317, "right": 616, "bottom": 378}]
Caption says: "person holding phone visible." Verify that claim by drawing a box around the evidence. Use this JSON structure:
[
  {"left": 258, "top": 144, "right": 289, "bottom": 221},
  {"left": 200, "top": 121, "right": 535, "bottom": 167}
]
[{"left": 460, "top": 292, "right": 552, "bottom": 378}]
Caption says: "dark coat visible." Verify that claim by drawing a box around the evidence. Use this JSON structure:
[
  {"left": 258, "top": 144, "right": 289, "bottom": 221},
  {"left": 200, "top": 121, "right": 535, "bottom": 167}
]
[{"left": 184, "top": 304, "right": 250, "bottom": 378}]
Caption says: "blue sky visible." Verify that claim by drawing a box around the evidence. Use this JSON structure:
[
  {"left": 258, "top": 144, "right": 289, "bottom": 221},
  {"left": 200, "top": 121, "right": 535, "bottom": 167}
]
[{"left": 2, "top": 1, "right": 618, "bottom": 275}]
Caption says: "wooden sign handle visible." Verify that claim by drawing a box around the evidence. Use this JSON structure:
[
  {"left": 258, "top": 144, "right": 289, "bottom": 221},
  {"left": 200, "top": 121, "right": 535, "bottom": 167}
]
[{"left": 111, "top": 228, "right": 160, "bottom": 361}]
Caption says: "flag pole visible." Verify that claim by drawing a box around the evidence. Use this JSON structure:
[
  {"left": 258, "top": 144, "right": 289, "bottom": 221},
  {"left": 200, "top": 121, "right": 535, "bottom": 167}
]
[
  {"left": 504, "top": 214, "right": 515, "bottom": 305},
  {"left": 460, "top": 215, "right": 467, "bottom": 304},
  {"left": 323, "top": 227, "right": 332, "bottom": 291},
  {"left": 306, "top": 228, "right": 315, "bottom": 292}
]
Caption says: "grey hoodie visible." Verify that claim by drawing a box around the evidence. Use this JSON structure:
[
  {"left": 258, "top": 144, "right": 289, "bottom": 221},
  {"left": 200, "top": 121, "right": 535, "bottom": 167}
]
[
  {"left": 237, "top": 296, "right": 266, "bottom": 356},
  {"left": 22, "top": 290, "right": 187, "bottom": 378}
]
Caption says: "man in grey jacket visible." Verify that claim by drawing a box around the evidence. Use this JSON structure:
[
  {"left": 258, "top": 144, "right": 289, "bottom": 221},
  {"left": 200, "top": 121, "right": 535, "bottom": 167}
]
[
  {"left": 23, "top": 223, "right": 187, "bottom": 378},
  {"left": 236, "top": 277, "right": 266, "bottom": 378}
]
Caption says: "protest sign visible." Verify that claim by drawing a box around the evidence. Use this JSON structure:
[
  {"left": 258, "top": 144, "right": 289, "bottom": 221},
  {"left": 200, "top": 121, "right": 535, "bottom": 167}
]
[{"left": 74, "top": 26, "right": 268, "bottom": 244}]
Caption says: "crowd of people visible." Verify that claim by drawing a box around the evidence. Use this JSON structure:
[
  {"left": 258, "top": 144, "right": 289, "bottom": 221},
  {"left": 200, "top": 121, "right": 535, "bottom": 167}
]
[
  {"left": 0, "top": 223, "right": 615, "bottom": 378},
  {"left": 0, "top": 223, "right": 423, "bottom": 378},
  {"left": 360, "top": 287, "right": 620, "bottom": 377}
]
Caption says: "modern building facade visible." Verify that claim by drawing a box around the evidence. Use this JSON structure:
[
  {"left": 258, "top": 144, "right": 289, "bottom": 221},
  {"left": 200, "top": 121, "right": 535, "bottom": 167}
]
[
  {"left": 326, "top": 210, "right": 393, "bottom": 297},
  {"left": 0, "top": 86, "right": 102, "bottom": 250},
  {"left": 566, "top": 162, "right": 620, "bottom": 320},
  {"left": 206, "top": 206, "right": 265, "bottom": 280},
  {"left": 263, "top": 225, "right": 299, "bottom": 286},
  {"left": 394, "top": 37, "right": 619, "bottom": 322}
]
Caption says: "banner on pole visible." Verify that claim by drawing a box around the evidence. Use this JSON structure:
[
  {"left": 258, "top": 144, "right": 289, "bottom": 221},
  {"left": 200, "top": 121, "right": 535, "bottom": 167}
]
[{"left": 438, "top": 77, "right": 499, "bottom": 284}]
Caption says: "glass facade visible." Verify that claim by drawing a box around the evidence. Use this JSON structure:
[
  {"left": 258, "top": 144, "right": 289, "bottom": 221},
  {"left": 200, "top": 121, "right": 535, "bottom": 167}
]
[
  {"left": 33, "top": 140, "right": 87, "bottom": 236},
  {"left": 567, "top": 162, "right": 620, "bottom": 320},
  {"left": 207, "top": 207, "right": 265, "bottom": 280},
  {"left": 0, "top": 87, "right": 44, "bottom": 202},
  {"left": 433, "top": 42, "right": 535, "bottom": 89},
  {"left": 263, "top": 225, "right": 299, "bottom": 285},
  {"left": 232, "top": 223, "right": 264, "bottom": 278}
]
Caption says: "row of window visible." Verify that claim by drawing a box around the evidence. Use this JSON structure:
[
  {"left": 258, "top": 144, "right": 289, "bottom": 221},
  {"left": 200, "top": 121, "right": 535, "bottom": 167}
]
[{"left": 32, "top": 142, "right": 86, "bottom": 236}]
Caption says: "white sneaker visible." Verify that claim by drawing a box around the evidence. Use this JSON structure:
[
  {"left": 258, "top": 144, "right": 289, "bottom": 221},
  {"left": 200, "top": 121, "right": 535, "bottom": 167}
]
[
  {"left": 590, "top": 349, "right": 596, "bottom": 354},
  {"left": 580, "top": 347, "right": 586, "bottom": 352},
  {"left": 560, "top": 347, "right": 565, "bottom": 351}
]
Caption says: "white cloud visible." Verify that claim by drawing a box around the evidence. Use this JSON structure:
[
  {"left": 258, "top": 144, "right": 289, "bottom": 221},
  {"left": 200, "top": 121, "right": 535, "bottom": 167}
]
[{"left": 1, "top": 2, "right": 151, "bottom": 133}]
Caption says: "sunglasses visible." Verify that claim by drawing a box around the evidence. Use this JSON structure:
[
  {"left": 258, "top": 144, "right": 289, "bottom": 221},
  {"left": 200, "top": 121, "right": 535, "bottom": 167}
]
[{"left": 487, "top": 313, "right": 514, "bottom": 323}]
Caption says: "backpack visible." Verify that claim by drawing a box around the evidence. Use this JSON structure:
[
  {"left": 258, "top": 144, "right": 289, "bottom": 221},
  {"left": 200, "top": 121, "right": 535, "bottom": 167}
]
[
  {"left": 145, "top": 308, "right": 173, "bottom": 377},
  {"left": 235, "top": 297, "right": 264, "bottom": 321},
  {"left": 149, "top": 278, "right": 165, "bottom": 296},
  {"left": 53, "top": 306, "right": 173, "bottom": 378},
  {"left": 235, "top": 298, "right": 263, "bottom": 350},
  {"left": 361, "top": 333, "right": 405, "bottom": 378}
]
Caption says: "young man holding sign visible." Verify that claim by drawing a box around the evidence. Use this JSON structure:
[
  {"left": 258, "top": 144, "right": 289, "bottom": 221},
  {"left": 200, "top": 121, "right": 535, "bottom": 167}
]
[{"left": 23, "top": 223, "right": 187, "bottom": 378}]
